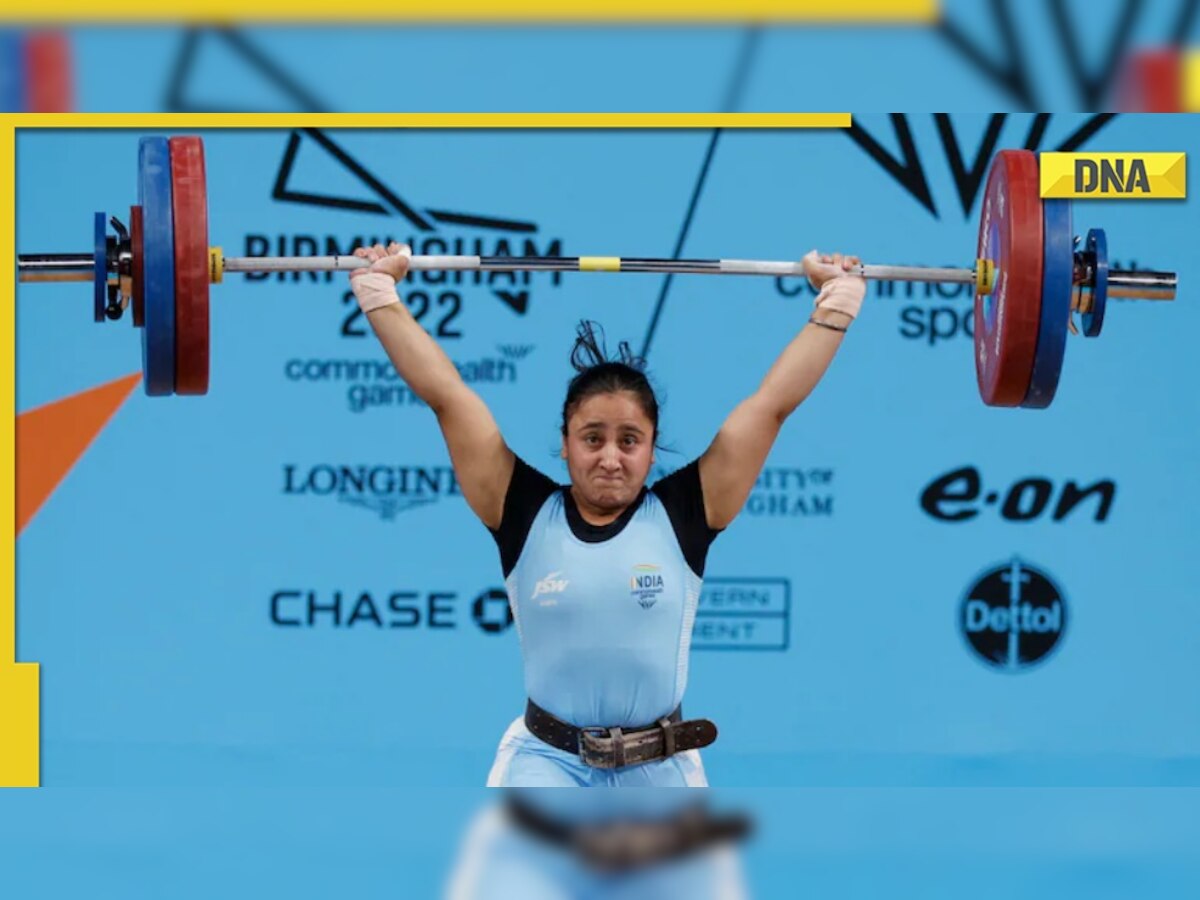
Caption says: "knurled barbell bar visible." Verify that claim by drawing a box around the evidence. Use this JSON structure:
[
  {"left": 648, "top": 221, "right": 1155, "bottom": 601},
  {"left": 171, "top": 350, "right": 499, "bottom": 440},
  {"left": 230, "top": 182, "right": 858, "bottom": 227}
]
[{"left": 17, "top": 136, "right": 1178, "bottom": 407}]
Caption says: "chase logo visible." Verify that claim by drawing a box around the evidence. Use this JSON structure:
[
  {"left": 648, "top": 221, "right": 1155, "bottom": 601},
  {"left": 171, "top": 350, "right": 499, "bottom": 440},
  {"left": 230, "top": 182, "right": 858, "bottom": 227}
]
[
  {"left": 960, "top": 559, "right": 1067, "bottom": 671},
  {"left": 630, "top": 564, "right": 665, "bottom": 610},
  {"left": 472, "top": 588, "right": 514, "bottom": 634},
  {"left": 1040, "top": 153, "right": 1186, "bottom": 198}
]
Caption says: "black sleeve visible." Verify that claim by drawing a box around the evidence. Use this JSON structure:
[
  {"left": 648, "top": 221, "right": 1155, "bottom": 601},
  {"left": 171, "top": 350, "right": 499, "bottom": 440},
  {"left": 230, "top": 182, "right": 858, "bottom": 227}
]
[
  {"left": 490, "top": 456, "right": 560, "bottom": 578},
  {"left": 651, "top": 459, "right": 722, "bottom": 577}
]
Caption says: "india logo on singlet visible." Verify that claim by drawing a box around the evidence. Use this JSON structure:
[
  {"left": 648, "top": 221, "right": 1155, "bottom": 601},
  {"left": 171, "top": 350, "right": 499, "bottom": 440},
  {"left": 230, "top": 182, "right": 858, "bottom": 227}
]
[{"left": 630, "top": 564, "right": 665, "bottom": 609}]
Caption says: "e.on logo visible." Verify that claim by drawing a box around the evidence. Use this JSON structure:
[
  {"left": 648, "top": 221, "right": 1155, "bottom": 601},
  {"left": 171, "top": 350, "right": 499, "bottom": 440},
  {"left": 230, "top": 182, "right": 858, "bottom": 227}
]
[{"left": 920, "top": 466, "right": 1115, "bottom": 523}]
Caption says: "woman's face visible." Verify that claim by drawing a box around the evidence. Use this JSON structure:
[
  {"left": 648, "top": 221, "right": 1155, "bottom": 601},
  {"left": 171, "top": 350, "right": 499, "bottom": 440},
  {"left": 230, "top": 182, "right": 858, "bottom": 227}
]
[{"left": 561, "top": 391, "right": 656, "bottom": 514}]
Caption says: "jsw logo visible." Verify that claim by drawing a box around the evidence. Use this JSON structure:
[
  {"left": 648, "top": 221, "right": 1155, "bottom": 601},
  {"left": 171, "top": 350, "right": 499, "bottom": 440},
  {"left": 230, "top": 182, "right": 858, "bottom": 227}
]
[{"left": 532, "top": 571, "right": 569, "bottom": 600}]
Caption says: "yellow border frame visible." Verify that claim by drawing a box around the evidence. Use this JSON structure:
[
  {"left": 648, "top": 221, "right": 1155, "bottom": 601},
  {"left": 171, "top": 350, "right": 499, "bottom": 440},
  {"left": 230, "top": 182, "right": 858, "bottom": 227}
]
[
  {"left": 5, "top": 2, "right": 936, "bottom": 24},
  {"left": 0, "top": 121, "right": 30, "bottom": 789},
  {"left": 0, "top": 111, "right": 850, "bottom": 788},
  {"left": 14, "top": 113, "right": 849, "bottom": 128}
]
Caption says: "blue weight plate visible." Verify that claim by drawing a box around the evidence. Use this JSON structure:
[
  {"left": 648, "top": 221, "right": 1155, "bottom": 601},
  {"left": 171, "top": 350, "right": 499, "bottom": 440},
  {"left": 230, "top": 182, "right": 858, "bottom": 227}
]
[
  {"left": 0, "top": 30, "right": 22, "bottom": 112},
  {"left": 1021, "top": 198, "right": 1072, "bottom": 408},
  {"left": 1082, "top": 228, "right": 1107, "bottom": 338},
  {"left": 138, "top": 136, "right": 176, "bottom": 395},
  {"left": 93, "top": 211, "right": 106, "bottom": 323}
]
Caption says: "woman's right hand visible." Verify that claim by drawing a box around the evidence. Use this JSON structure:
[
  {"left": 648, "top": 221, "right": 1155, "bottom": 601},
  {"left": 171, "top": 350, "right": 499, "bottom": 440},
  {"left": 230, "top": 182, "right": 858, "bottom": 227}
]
[
  {"left": 802, "top": 249, "right": 860, "bottom": 291},
  {"left": 802, "top": 249, "right": 866, "bottom": 322}
]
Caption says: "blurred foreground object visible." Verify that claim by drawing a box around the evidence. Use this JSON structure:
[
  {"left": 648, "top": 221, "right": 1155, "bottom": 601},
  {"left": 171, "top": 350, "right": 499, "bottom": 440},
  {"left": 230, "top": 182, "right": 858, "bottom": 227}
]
[{"left": 1, "top": 29, "right": 72, "bottom": 112}]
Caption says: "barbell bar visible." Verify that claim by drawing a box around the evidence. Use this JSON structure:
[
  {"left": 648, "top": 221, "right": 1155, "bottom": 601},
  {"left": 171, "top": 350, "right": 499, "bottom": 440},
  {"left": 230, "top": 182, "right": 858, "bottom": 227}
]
[
  {"left": 15, "top": 136, "right": 1179, "bottom": 407},
  {"left": 18, "top": 251, "right": 1175, "bottom": 299}
]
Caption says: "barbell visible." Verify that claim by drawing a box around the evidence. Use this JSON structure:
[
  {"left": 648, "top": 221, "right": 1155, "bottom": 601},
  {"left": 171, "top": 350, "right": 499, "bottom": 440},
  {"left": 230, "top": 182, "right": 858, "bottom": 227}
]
[{"left": 17, "top": 136, "right": 1178, "bottom": 407}]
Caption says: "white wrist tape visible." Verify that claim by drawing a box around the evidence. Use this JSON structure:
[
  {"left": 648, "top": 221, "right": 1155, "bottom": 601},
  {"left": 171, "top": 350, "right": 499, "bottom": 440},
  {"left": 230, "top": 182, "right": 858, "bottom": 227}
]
[
  {"left": 352, "top": 272, "right": 402, "bottom": 314},
  {"left": 813, "top": 276, "right": 866, "bottom": 320}
]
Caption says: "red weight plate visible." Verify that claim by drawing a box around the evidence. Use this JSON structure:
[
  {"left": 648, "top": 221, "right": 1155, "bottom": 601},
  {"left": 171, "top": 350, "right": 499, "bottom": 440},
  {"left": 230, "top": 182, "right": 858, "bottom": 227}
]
[
  {"left": 23, "top": 31, "right": 73, "bottom": 112},
  {"left": 169, "top": 136, "right": 210, "bottom": 395},
  {"left": 131, "top": 205, "right": 145, "bottom": 328},
  {"left": 974, "top": 150, "right": 1043, "bottom": 407},
  {"left": 1116, "top": 49, "right": 1182, "bottom": 113}
]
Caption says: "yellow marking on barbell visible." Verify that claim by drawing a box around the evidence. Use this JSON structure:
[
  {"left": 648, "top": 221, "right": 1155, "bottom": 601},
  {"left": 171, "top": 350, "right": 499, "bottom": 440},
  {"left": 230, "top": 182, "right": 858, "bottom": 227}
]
[
  {"left": 209, "top": 247, "right": 224, "bottom": 284},
  {"left": 975, "top": 258, "right": 995, "bottom": 295},
  {"left": 579, "top": 256, "right": 621, "bottom": 272}
]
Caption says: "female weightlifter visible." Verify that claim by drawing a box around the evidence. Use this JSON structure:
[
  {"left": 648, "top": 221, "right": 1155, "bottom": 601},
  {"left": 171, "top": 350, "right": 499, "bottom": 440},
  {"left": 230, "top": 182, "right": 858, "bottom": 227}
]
[{"left": 349, "top": 242, "right": 865, "bottom": 787}]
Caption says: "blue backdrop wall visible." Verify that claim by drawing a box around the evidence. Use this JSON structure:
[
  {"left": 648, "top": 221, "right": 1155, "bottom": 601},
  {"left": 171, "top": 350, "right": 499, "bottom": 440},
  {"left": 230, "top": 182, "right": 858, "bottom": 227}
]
[{"left": 7, "top": 114, "right": 1199, "bottom": 896}]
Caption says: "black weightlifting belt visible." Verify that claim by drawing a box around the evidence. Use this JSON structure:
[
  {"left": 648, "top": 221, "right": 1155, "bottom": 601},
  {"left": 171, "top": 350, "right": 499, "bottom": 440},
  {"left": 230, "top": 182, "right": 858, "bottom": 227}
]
[
  {"left": 525, "top": 699, "right": 718, "bottom": 769},
  {"left": 504, "top": 794, "right": 752, "bottom": 873}
]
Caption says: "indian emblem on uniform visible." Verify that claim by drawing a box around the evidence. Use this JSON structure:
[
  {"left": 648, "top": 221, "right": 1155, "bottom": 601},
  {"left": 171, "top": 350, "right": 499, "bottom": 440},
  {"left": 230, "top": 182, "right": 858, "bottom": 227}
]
[{"left": 630, "top": 564, "right": 665, "bottom": 609}]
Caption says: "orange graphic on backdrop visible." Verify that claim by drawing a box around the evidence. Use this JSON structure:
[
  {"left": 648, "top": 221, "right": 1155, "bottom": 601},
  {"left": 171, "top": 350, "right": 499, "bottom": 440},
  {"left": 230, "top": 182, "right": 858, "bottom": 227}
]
[{"left": 16, "top": 373, "right": 142, "bottom": 535}]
